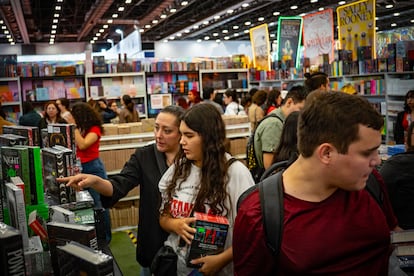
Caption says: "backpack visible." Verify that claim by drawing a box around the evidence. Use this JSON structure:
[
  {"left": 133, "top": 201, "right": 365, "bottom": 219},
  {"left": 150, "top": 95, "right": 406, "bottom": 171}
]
[
  {"left": 246, "top": 113, "right": 283, "bottom": 183},
  {"left": 237, "top": 165, "right": 384, "bottom": 257}
]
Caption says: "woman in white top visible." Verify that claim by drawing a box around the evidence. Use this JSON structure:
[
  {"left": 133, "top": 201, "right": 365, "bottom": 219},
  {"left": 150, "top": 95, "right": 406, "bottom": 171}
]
[
  {"left": 223, "top": 89, "right": 246, "bottom": 115},
  {"left": 159, "top": 104, "right": 254, "bottom": 276}
]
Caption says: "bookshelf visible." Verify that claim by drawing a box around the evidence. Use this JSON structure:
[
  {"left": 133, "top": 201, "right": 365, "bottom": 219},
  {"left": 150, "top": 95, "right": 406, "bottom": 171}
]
[
  {"left": 199, "top": 68, "right": 250, "bottom": 94},
  {"left": 0, "top": 77, "right": 21, "bottom": 124},
  {"left": 85, "top": 72, "right": 147, "bottom": 118},
  {"left": 20, "top": 75, "right": 86, "bottom": 112},
  {"left": 146, "top": 70, "right": 199, "bottom": 117}
]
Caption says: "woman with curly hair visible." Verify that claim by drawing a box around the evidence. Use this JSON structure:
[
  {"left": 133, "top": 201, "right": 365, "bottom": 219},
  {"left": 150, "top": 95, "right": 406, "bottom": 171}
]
[
  {"left": 69, "top": 102, "right": 112, "bottom": 243},
  {"left": 158, "top": 104, "right": 254, "bottom": 275},
  {"left": 119, "top": 94, "right": 140, "bottom": 123},
  {"left": 264, "top": 88, "right": 282, "bottom": 115}
]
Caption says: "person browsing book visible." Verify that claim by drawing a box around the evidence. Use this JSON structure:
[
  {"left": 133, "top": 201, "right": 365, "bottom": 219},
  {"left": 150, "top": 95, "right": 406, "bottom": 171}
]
[
  {"left": 158, "top": 104, "right": 254, "bottom": 275},
  {"left": 38, "top": 101, "right": 66, "bottom": 129},
  {"left": 233, "top": 91, "right": 400, "bottom": 275},
  {"left": 60, "top": 105, "right": 185, "bottom": 276}
]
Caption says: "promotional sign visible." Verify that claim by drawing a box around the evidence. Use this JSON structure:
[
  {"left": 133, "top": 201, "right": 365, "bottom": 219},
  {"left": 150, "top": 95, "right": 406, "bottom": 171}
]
[
  {"left": 337, "top": 0, "right": 376, "bottom": 60},
  {"left": 303, "top": 9, "right": 335, "bottom": 64},
  {"left": 249, "top": 24, "right": 271, "bottom": 70},
  {"left": 277, "top": 17, "right": 303, "bottom": 68}
]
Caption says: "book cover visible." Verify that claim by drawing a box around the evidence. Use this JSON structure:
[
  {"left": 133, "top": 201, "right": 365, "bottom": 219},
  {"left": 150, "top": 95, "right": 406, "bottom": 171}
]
[
  {"left": 0, "top": 146, "right": 32, "bottom": 204},
  {"left": 57, "top": 241, "right": 113, "bottom": 276},
  {"left": 47, "top": 123, "right": 76, "bottom": 155},
  {"left": 49, "top": 205, "right": 75, "bottom": 223},
  {"left": 6, "top": 182, "right": 29, "bottom": 249},
  {"left": 2, "top": 125, "right": 40, "bottom": 146},
  {"left": 28, "top": 210, "right": 48, "bottom": 241},
  {"left": 15, "top": 146, "right": 44, "bottom": 205},
  {"left": 47, "top": 221, "right": 98, "bottom": 275},
  {"left": 0, "top": 133, "right": 27, "bottom": 146},
  {"left": 0, "top": 222, "right": 26, "bottom": 276},
  {"left": 391, "top": 230, "right": 414, "bottom": 244},
  {"left": 186, "top": 212, "right": 229, "bottom": 268}
]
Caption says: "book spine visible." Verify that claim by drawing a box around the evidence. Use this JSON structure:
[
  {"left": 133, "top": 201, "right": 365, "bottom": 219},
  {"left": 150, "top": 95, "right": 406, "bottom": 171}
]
[
  {"left": 6, "top": 183, "right": 29, "bottom": 249},
  {"left": 19, "top": 149, "right": 31, "bottom": 204},
  {"left": 28, "top": 212, "right": 48, "bottom": 241},
  {"left": 0, "top": 223, "right": 26, "bottom": 276},
  {"left": 31, "top": 147, "right": 44, "bottom": 204}
]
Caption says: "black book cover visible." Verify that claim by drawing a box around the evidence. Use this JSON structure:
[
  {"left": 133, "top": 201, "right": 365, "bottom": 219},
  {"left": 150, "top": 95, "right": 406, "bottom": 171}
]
[
  {"left": 2, "top": 125, "right": 40, "bottom": 146},
  {"left": 0, "top": 222, "right": 26, "bottom": 276}
]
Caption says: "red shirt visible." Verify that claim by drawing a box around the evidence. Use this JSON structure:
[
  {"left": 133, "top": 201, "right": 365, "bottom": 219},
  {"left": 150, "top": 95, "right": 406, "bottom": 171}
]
[
  {"left": 233, "top": 176, "right": 398, "bottom": 275},
  {"left": 76, "top": 126, "right": 101, "bottom": 163}
]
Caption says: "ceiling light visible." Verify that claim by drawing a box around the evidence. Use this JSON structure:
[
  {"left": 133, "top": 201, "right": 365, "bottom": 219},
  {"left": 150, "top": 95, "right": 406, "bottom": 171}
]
[
  {"left": 319, "top": 7, "right": 324, "bottom": 11},
  {"left": 203, "top": 21, "right": 209, "bottom": 25},
  {"left": 96, "top": 33, "right": 101, "bottom": 37},
  {"left": 112, "top": 14, "right": 119, "bottom": 18},
  {"left": 204, "top": 36, "right": 210, "bottom": 40},
  {"left": 385, "top": 4, "right": 393, "bottom": 9},
  {"left": 273, "top": 11, "right": 280, "bottom": 16},
  {"left": 234, "top": 33, "right": 239, "bottom": 37},
  {"left": 6, "top": 34, "right": 10, "bottom": 38},
  {"left": 310, "top": 0, "right": 318, "bottom": 3},
  {"left": 118, "top": 7, "right": 125, "bottom": 12},
  {"left": 185, "top": 29, "right": 190, "bottom": 33},
  {"left": 224, "top": 36, "right": 230, "bottom": 40},
  {"left": 160, "top": 14, "right": 167, "bottom": 19},
  {"left": 216, "top": 39, "right": 221, "bottom": 43},
  {"left": 152, "top": 19, "right": 159, "bottom": 24},
  {"left": 0, "top": 20, "right": 3, "bottom": 24},
  {"left": 145, "top": 24, "right": 151, "bottom": 28},
  {"left": 338, "top": 1, "right": 346, "bottom": 5},
  {"left": 290, "top": 5, "right": 298, "bottom": 9},
  {"left": 269, "top": 22, "right": 276, "bottom": 26},
  {"left": 176, "top": 33, "right": 182, "bottom": 37},
  {"left": 181, "top": 1, "right": 188, "bottom": 5},
  {"left": 107, "top": 19, "right": 113, "bottom": 23},
  {"left": 299, "top": 13, "right": 306, "bottom": 16},
  {"left": 93, "top": 37, "right": 98, "bottom": 40},
  {"left": 391, "top": 23, "right": 397, "bottom": 27},
  {"left": 54, "top": 13, "right": 60, "bottom": 17},
  {"left": 170, "top": 8, "right": 177, "bottom": 13},
  {"left": 244, "top": 30, "right": 249, "bottom": 33},
  {"left": 52, "top": 25, "right": 57, "bottom": 29},
  {"left": 258, "top": 17, "right": 264, "bottom": 21},
  {"left": 193, "top": 25, "right": 199, "bottom": 29},
  {"left": 125, "top": 0, "right": 132, "bottom": 3},
  {"left": 51, "top": 30, "right": 56, "bottom": 34},
  {"left": 394, "top": 13, "right": 400, "bottom": 16},
  {"left": 57, "top": 0, "right": 63, "bottom": 2},
  {"left": 103, "top": 24, "right": 109, "bottom": 29},
  {"left": 270, "top": 33, "right": 275, "bottom": 37},
  {"left": 1, "top": 26, "right": 6, "bottom": 30},
  {"left": 164, "top": 39, "right": 168, "bottom": 43},
  {"left": 222, "top": 30, "right": 228, "bottom": 33},
  {"left": 90, "top": 40, "right": 95, "bottom": 44},
  {"left": 197, "top": 39, "right": 202, "bottom": 42},
  {"left": 99, "top": 29, "right": 104, "bottom": 33},
  {"left": 139, "top": 29, "right": 145, "bottom": 32},
  {"left": 375, "top": 26, "right": 379, "bottom": 30},
  {"left": 245, "top": 21, "right": 251, "bottom": 26},
  {"left": 214, "top": 15, "right": 220, "bottom": 20},
  {"left": 233, "top": 25, "right": 239, "bottom": 29},
  {"left": 375, "top": 17, "right": 379, "bottom": 20},
  {"left": 10, "top": 42, "right": 15, "bottom": 45},
  {"left": 213, "top": 32, "right": 219, "bottom": 36},
  {"left": 51, "top": 34, "right": 55, "bottom": 38},
  {"left": 242, "top": 3, "right": 249, "bottom": 8},
  {"left": 55, "top": 6, "right": 61, "bottom": 10},
  {"left": 169, "top": 36, "right": 175, "bottom": 40},
  {"left": 227, "top": 9, "right": 234, "bottom": 14},
  {"left": 411, "top": 19, "right": 414, "bottom": 23},
  {"left": 53, "top": 19, "right": 58, "bottom": 23},
  {"left": 4, "top": 30, "right": 9, "bottom": 34}
]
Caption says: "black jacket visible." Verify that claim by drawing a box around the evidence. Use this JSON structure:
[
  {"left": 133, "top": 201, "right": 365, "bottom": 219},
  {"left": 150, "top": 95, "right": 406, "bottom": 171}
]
[
  {"left": 101, "top": 143, "right": 169, "bottom": 267},
  {"left": 380, "top": 151, "right": 414, "bottom": 229},
  {"left": 394, "top": 111, "right": 407, "bottom": 144}
]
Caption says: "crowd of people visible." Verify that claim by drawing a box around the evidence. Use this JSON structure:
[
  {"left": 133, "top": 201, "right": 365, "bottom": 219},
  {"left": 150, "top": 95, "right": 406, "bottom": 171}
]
[{"left": 2, "top": 70, "right": 413, "bottom": 275}]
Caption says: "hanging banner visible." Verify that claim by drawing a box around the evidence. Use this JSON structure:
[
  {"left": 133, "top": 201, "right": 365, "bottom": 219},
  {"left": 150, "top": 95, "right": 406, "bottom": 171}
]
[
  {"left": 303, "top": 9, "right": 335, "bottom": 65},
  {"left": 277, "top": 17, "right": 303, "bottom": 68},
  {"left": 249, "top": 23, "right": 271, "bottom": 70},
  {"left": 337, "top": 0, "right": 376, "bottom": 61}
]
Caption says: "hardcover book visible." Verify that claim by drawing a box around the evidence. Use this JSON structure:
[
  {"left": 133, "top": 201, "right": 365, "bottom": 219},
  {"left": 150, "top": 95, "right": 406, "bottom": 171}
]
[
  {"left": 0, "top": 133, "right": 27, "bottom": 146},
  {"left": 2, "top": 125, "right": 40, "bottom": 146},
  {"left": 28, "top": 210, "right": 48, "bottom": 241},
  {"left": 391, "top": 229, "right": 414, "bottom": 244},
  {"left": 186, "top": 212, "right": 229, "bottom": 268},
  {"left": 57, "top": 241, "right": 113, "bottom": 276},
  {"left": 6, "top": 182, "right": 29, "bottom": 249},
  {"left": 47, "top": 221, "right": 98, "bottom": 275},
  {"left": 0, "top": 222, "right": 26, "bottom": 276},
  {"left": 47, "top": 123, "right": 76, "bottom": 155}
]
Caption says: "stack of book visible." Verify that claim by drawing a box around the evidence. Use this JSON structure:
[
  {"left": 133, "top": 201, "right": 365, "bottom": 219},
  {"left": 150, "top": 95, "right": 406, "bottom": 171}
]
[{"left": 391, "top": 230, "right": 414, "bottom": 272}]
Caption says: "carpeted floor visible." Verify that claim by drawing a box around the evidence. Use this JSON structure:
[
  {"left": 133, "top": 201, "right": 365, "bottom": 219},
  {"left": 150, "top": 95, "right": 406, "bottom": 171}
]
[{"left": 110, "top": 230, "right": 141, "bottom": 275}]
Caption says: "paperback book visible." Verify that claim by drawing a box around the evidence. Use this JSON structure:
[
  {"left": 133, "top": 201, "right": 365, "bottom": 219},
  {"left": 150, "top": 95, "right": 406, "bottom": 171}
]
[
  {"left": 6, "top": 181, "right": 29, "bottom": 249},
  {"left": 0, "top": 222, "right": 26, "bottom": 276},
  {"left": 186, "top": 212, "right": 229, "bottom": 268}
]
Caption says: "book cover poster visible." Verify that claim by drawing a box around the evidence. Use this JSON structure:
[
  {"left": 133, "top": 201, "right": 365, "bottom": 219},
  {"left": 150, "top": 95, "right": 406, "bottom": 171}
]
[
  {"left": 150, "top": 94, "right": 171, "bottom": 109},
  {"left": 337, "top": 0, "right": 376, "bottom": 61},
  {"left": 277, "top": 17, "right": 303, "bottom": 68},
  {"left": 249, "top": 23, "right": 271, "bottom": 71},
  {"left": 303, "top": 9, "right": 335, "bottom": 64}
]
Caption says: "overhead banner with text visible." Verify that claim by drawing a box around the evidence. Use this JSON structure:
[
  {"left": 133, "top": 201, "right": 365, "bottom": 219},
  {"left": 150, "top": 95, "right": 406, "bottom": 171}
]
[
  {"left": 303, "top": 9, "right": 335, "bottom": 65},
  {"left": 337, "top": 0, "right": 376, "bottom": 61},
  {"left": 250, "top": 23, "right": 271, "bottom": 71},
  {"left": 277, "top": 17, "right": 303, "bottom": 68}
]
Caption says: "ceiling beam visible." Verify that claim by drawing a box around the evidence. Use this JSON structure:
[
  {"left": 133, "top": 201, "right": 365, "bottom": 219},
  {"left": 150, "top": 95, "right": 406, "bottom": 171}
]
[{"left": 10, "top": 0, "right": 30, "bottom": 43}]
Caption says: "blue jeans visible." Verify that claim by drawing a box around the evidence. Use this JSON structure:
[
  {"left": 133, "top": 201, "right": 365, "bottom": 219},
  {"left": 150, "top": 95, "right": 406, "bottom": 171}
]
[
  {"left": 140, "top": 267, "right": 151, "bottom": 276},
  {"left": 82, "top": 158, "right": 112, "bottom": 243}
]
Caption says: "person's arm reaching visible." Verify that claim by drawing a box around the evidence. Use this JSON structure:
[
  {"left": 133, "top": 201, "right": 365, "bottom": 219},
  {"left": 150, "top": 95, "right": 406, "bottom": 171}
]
[{"left": 58, "top": 174, "right": 113, "bottom": 197}]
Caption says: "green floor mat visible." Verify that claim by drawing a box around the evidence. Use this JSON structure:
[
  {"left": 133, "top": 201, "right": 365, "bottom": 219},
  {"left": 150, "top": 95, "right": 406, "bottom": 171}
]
[{"left": 110, "top": 230, "right": 141, "bottom": 275}]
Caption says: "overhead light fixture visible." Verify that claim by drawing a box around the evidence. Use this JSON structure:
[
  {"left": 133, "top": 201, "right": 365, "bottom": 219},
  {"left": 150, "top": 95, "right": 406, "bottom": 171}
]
[
  {"left": 107, "top": 38, "right": 114, "bottom": 47},
  {"left": 118, "top": 7, "right": 125, "bottom": 12},
  {"left": 224, "top": 36, "right": 230, "bottom": 40},
  {"left": 242, "top": 3, "right": 249, "bottom": 8},
  {"left": 233, "top": 25, "right": 239, "bottom": 29},
  {"left": 338, "top": 1, "right": 346, "bottom": 5},
  {"left": 245, "top": 21, "right": 251, "bottom": 25},
  {"left": 216, "top": 39, "right": 221, "bottom": 43},
  {"left": 107, "top": 19, "right": 113, "bottom": 23},
  {"left": 290, "top": 5, "right": 298, "bottom": 10},
  {"left": 112, "top": 14, "right": 119, "bottom": 18},
  {"left": 273, "top": 11, "right": 280, "bottom": 16},
  {"left": 115, "top": 28, "right": 124, "bottom": 40},
  {"left": 139, "top": 29, "right": 145, "bottom": 33},
  {"left": 103, "top": 24, "right": 109, "bottom": 29},
  {"left": 160, "top": 14, "right": 167, "bottom": 19},
  {"left": 152, "top": 19, "right": 159, "bottom": 24},
  {"left": 391, "top": 23, "right": 397, "bottom": 27},
  {"left": 204, "top": 36, "right": 210, "bottom": 40},
  {"left": 258, "top": 17, "right": 264, "bottom": 21},
  {"left": 181, "top": 1, "right": 188, "bottom": 6},
  {"left": 310, "top": 0, "right": 318, "bottom": 3},
  {"left": 213, "top": 32, "right": 219, "bottom": 36},
  {"left": 394, "top": 13, "right": 400, "bottom": 16},
  {"left": 145, "top": 24, "right": 151, "bottom": 28},
  {"left": 227, "top": 9, "right": 234, "bottom": 14},
  {"left": 222, "top": 30, "right": 228, "bottom": 33},
  {"left": 170, "top": 8, "right": 177, "bottom": 13},
  {"left": 197, "top": 39, "right": 202, "bottom": 42},
  {"left": 385, "top": 4, "right": 393, "bottom": 9}
]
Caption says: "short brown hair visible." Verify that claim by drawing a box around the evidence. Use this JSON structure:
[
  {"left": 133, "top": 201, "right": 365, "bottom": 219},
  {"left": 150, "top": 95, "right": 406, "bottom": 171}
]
[{"left": 298, "top": 91, "right": 384, "bottom": 157}]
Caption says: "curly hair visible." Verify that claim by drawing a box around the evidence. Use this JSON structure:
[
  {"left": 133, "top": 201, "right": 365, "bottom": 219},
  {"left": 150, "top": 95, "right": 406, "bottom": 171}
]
[
  {"left": 164, "top": 104, "right": 231, "bottom": 216},
  {"left": 71, "top": 102, "right": 103, "bottom": 133}
]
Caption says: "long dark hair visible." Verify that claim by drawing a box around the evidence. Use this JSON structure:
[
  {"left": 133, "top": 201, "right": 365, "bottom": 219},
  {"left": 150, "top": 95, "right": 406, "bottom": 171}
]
[
  {"left": 164, "top": 104, "right": 231, "bottom": 216},
  {"left": 122, "top": 94, "right": 135, "bottom": 113},
  {"left": 404, "top": 90, "right": 414, "bottom": 113},
  {"left": 272, "top": 111, "right": 300, "bottom": 163},
  {"left": 71, "top": 102, "right": 103, "bottom": 133}
]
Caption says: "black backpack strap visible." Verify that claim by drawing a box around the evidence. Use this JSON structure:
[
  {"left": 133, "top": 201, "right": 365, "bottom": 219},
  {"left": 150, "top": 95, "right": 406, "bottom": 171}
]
[
  {"left": 260, "top": 160, "right": 289, "bottom": 182},
  {"left": 365, "top": 172, "right": 384, "bottom": 208},
  {"left": 227, "top": 157, "right": 238, "bottom": 167},
  {"left": 258, "top": 171, "right": 284, "bottom": 256}
]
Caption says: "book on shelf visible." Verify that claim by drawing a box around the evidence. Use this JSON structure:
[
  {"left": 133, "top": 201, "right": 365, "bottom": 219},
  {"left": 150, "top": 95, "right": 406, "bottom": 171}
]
[
  {"left": 47, "top": 221, "right": 98, "bottom": 275},
  {"left": 5, "top": 181, "right": 29, "bottom": 249},
  {"left": 0, "top": 222, "right": 26, "bottom": 276},
  {"left": 0, "top": 133, "right": 28, "bottom": 146},
  {"left": 186, "top": 212, "right": 229, "bottom": 268},
  {"left": 57, "top": 241, "right": 113, "bottom": 276},
  {"left": 0, "top": 146, "right": 31, "bottom": 204},
  {"left": 2, "top": 125, "right": 40, "bottom": 146}
]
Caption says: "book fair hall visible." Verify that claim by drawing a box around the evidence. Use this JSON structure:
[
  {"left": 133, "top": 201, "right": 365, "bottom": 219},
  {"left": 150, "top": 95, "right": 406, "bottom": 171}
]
[{"left": 2, "top": 0, "right": 414, "bottom": 275}]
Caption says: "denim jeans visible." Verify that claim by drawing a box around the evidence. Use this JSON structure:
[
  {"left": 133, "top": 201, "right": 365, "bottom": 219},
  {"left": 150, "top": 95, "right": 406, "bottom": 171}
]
[{"left": 81, "top": 158, "right": 112, "bottom": 243}]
